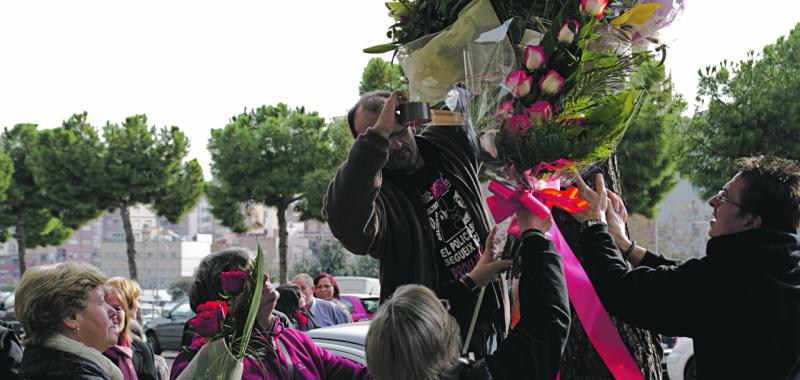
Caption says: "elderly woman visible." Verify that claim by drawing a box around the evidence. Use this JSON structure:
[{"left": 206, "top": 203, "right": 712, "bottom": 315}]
[
  {"left": 171, "top": 248, "right": 370, "bottom": 380},
  {"left": 17, "top": 262, "right": 123, "bottom": 380},
  {"left": 366, "top": 211, "right": 570, "bottom": 380},
  {"left": 313, "top": 273, "right": 351, "bottom": 321},
  {"left": 103, "top": 286, "right": 158, "bottom": 380}
]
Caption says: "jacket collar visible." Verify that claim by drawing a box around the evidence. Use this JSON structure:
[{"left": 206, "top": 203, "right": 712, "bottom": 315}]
[
  {"left": 707, "top": 228, "right": 800, "bottom": 259},
  {"left": 44, "top": 334, "right": 124, "bottom": 380}
]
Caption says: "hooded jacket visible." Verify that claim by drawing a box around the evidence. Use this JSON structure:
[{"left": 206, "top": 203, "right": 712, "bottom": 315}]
[
  {"left": 580, "top": 225, "right": 800, "bottom": 379},
  {"left": 323, "top": 125, "right": 507, "bottom": 344}
]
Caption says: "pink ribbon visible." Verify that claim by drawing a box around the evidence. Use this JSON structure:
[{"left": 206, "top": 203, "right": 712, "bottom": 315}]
[
  {"left": 549, "top": 222, "right": 644, "bottom": 380},
  {"left": 486, "top": 160, "right": 644, "bottom": 379}
]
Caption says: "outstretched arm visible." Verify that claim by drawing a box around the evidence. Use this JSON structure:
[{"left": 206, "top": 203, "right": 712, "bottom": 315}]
[
  {"left": 322, "top": 91, "right": 405, "bottom": 257},
  {"left": 486, "top": 211, "right": 570, "bottom": 380}
]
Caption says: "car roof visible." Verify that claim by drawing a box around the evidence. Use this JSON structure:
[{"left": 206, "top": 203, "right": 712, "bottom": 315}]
[
  {"left": 340, "top": 293, "right": 378, "bottom": 299},
  {"left": 306, "top": 321, "right": 370, "bottom": 346}
]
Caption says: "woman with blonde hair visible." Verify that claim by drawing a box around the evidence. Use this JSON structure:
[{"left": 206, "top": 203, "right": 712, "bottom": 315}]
[
  {"left": 103, "top": 285, "right": 158, "bottom": 380},
  {"left": 16, "top": 262, "right": 123, "bottom": 380},
  {"left": 366, "top": 210, "right": 570, "bottom": 380},
  {"left": 106, "top": 278, "right": 170, "bottom": 380}
]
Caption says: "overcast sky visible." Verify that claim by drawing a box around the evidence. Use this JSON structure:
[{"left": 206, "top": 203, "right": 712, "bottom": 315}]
[{"left": 1, "top": 0, "right": 797, "bottom": 178}]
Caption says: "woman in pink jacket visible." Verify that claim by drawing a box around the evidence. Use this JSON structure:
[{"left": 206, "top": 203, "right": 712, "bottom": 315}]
[{"left": 170, "top": 248, "right": 370, "bottom": 380}]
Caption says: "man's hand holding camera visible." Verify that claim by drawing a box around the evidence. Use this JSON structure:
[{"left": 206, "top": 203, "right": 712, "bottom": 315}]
[{"left": 371, "top": 90, "right": 407, "bottom": 140}]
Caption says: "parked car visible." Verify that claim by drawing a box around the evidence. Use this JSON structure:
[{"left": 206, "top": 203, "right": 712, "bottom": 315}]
[
  {"left": 665, "top": 337, "right": 696, "bottom": 380},
  {"left": 0, "top": 293, "right": 21, "bottom": 336},
  {"left": 143, "top": 298, "right": 194, "bottom": 354},
  {"left": 339, "top": 294, "right": 379, "bottom": 322},
  {"left": 335, "top": 277, "right": 380, "bottom": 296},
  {"left": 306, "top": 321, "right": 370, "bottom": 365}
]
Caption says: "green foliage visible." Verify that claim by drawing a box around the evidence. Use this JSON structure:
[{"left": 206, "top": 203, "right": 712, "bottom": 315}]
[
  {"left": 31, "top": 113, "right": 106, "bottom": 227},
  {"left": 0, "top": 153, "right": 11, "bottom": 205},
  {"left": 291, "top": 241, "right": 379, "bottom": 278},
  {"left": 294, "top": 118, "right": 352, "bottom": 221},
  {"left": 681, "top": 24, "right": 800, "bottom": 198},
  {"left": 34, "top": 113, "right": 203, "bottom": 279},
  {"left": 0, "top": 124, "right": 74, "bottom": 274},
  {"left": 167, "top": 277, "right": 193, "bottom": 300},
  {"left": 353, "top": 255, "right": 380, "bottom": 278},
  {"left": 207, "top": 104, "right": 339, "bottom": 283},
  {"left": 618, "top": 78, "right": 687, "bottom": 218},
  {"left": 359, "top": 58, "right": 408, "bottom": 95}
]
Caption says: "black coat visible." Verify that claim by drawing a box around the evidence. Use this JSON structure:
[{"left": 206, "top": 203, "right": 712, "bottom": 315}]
[
  {"left": 324, "top": 125, "right": 507, "bottom": 354},
  {"left": 459, "top": 232, "right": 570, "bottom": 380},
  {"left": 580, "top": 225, "right": 800, "bottom": 379},
  {"left": 131, "top": 338, "right": 158, "bottom": 380},
  {"left": 0, "top": 321, "right": 22, "bottom": 380},
  {"left": 20, "top": 345, "right": 111, "bottom": 380}
]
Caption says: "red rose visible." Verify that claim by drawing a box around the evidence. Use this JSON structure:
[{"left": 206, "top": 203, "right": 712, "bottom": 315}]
[
  {"left": 221, "top": 270, "right": 249, "bottom": 296},
  {"left": 190, "top": 310, "right": 221, "bottom": 337},
  {"left": 197, "top": 300, "right": 229, "bottom": 317}
]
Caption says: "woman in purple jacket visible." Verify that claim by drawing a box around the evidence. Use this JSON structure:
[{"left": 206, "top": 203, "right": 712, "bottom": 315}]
[{"left": 170, "top": 248, "right": 370, "bottom": 380}]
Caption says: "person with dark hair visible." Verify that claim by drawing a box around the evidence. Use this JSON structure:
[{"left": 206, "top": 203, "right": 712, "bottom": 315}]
[
  {"left": 275, "top": 284, "right": 316, "bottom": 331},
  {"left": 314, "top": 273, "right": 352, "bottom": 320},
  {"left": 572, "top": 155, "right": 800, "bottom": 379},
  {"left": 171, "top": 248, "right": 370, "bottom": 379},
  {"left": 324, "top": 90, "right": 510, "bottom": 357}
]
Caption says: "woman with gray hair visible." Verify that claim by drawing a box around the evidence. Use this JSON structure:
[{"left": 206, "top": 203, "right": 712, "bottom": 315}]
[
  {"left": 366, "top": 210, "right": 570, "bottom": 380},
  {"left": 16, "top": 262, "right": 123, "bottom": 380}
]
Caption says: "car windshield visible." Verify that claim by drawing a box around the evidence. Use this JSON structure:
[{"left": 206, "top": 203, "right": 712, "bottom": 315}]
[{"left": 362, "top": 298, "right": 379, "bottom": 315}]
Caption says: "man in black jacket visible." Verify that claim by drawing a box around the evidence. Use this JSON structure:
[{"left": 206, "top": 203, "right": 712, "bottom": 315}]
[
  {"left": 323, "top": 90, "right": 510, "bottom": 357},
  {"left": 573, "top": 156, "right": 800, "bottom": 379}
]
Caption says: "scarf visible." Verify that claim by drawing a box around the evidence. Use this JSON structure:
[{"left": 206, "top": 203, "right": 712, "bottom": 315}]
[
  {"left": 105, "top": 341, "right": 138, "bottom": 380},
  {"left": 44, "top": 334, "right": 124, "bottom": 380}
]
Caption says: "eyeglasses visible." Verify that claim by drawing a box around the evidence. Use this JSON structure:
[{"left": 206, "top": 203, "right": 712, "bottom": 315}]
[{"left": 714, "top": 190, "right": 741, "bottom": 208}]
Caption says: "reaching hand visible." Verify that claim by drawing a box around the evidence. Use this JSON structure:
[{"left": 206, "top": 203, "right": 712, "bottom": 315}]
[
  {"left": 468, "top": 227, "right": 512, "bottom": 288},
  {"left": 573, "top": 173, "right": 609, "bottom": 223},
  {"left": 371, "top": 90, "right": 406, "bottom": 139},
  {"left": 516, "top": 208, "right": 552, "bottom": 233},
  {"left": 605, "top": 190, "right": 632, "bottom": 248}
]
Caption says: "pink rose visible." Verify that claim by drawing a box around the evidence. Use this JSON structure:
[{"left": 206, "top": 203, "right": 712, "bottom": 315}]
[
  {"left": 539, "top": 70, "right": 565, "bottom": 95},
  {"left": 524, "top": 45, "right": 547, "bottom": 71},
  {"left": 507, "top": 114, "right": 531, "bottom": 133},
  {"left": 558, "top": 20, "right": 581, "bottom": 44},
  {"left": 581, "top": 0, "right": 608, "bottom": 18},
  {"left": 504, "top": 70, "right": 533, "bottom": 97},
  {"left": 221, "top": 270, "right": 249, "bottom": 296},
  {"left": 494, "top": 100, "right": 515, "bottom": 121},
  {"left": 527, "top": 101, "right": 553, "bottom": 123}
]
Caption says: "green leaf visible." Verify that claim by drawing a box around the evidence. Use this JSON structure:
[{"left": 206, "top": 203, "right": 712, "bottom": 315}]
[
  {"left": 363, "top": 43, "right": 398, "bottom": 54},
  {"left": 238, "top": 244, "right": 265, "bottom": 359}
]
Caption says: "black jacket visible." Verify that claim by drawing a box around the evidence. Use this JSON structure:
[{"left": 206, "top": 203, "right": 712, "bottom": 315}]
[
  {"left": 580, "top": 225, "right": 800, "bottom": 379},
  {"left": 131, "top": 338, "right": 158, "bottom": 380},
  {"left": 324, "top": 126, "right": 507, "bottom": 344},
  {"left": 0, "top": 321, "right": 22, "bottom": 380},
  {"left": 460, "top": 232, "right": 570, "bottom": 380},
  {"left": 20, "top": 345, "right": 111, "bottom": 380}
]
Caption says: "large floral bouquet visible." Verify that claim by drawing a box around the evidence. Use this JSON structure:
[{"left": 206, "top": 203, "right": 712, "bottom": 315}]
[
  {"left": 367, "top": 0, "right": 683, "bottom": 184},
  {"left": 175, "top": 246, "right": 267, "bottom": 380}
]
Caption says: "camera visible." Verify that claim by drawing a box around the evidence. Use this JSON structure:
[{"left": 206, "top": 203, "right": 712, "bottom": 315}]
[{"left": 397, "top": 102, "right": 431, "bottom": 127}]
